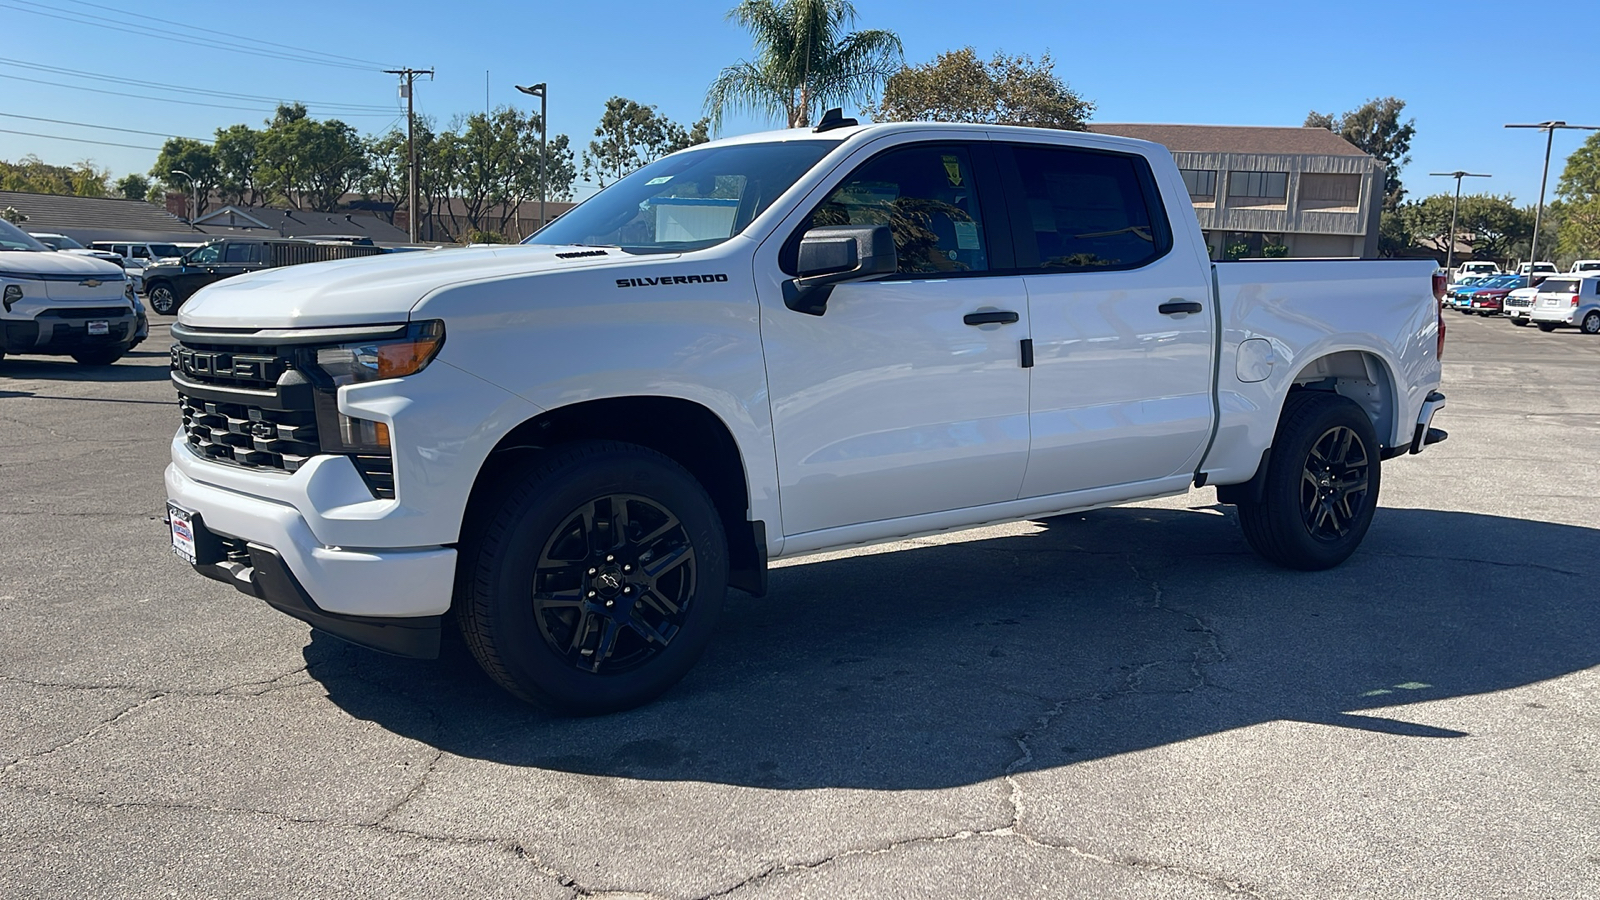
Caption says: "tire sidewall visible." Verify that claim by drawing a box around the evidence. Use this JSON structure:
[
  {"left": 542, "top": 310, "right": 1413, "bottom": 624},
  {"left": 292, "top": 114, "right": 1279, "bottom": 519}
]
[
  {"left": 474, "top": 448, "right": 728, "bottom": 714},
  {"left": 1259, "top": 394, "right": 1382, "bottom": 570},
  {"left": 1584, "top": 312, "right": 1600, "bottom": 334}
]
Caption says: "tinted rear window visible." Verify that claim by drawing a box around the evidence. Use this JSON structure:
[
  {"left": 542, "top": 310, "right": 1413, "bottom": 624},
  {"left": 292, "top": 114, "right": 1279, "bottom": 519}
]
[{"left": 1540, "top": 278, "right": 1579, "bottom": 294}]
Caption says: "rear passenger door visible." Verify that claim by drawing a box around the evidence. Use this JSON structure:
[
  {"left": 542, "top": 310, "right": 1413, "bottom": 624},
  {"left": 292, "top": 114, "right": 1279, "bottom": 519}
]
[{"left": 997, "top": 141, "right": 1215, "bottom": 497}]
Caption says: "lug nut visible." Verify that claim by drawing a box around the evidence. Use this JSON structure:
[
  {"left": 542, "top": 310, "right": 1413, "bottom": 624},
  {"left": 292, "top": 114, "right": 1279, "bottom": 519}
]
[
  {"left": 623, "top": 586, "right": 632, "bottom": 594},
  {"left": 588, "top": 591, "right": 596, "bottom": 598},
  {"left": 605, "top": 599, "right": 614, "bottom": 607},
  {"left": 622, "top": 564, "right": 631, "bottom": 572},
  {"left": 606, "top": 554, "right": 614, "bottom": 562},
  {"left": 588, "top": 568, "right": 596, "bottom": 575}
]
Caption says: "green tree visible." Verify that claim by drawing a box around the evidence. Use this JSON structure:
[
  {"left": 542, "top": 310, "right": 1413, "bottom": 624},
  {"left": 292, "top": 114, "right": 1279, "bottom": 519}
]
[
  {"left": 706, "top": 0, "right": 902, "bottom": 130},
  {"left": 1, "top": 156, "right": 109, "bottom": 196},
  {"left": 1402, "top": 193, "right": 1532, "bottom": 264},
  {"left": 1377, "top": 209, "right": 1413, "bottom": 258},
  {"left": 256, "top": 103, "right": 368, "bottom": 211},
  {"left": 866, "top": 47, "right": 1094, "bottom": 130},
  {"left": 1556, "top": 132, "right": 1600, "bottom": 202},
  {"left": 149, "top": 138, "right": 219, "bottom": 216},
  {"left": 114, "top": 173, "right": 151, "bottom": 201},
  {"left": 213, "top": 124, "right": 263, "bottom": 206},
  {"left": 452, "top": 107, "right": 577, "bottom": 238},
  {"left": 1305, "top": 97, "right": 1416, "bottom": 209},
  {"left": 583, "top": 97, "right": 708, "bottom": 187},
  {"left": 1558, "top": 197, "right": 1600, "bottom": 260}
]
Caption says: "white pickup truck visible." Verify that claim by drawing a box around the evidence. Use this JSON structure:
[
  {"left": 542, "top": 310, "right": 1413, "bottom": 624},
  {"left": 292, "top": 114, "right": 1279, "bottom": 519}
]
[{"left": 165, "top": 118, "right": 1448, "bottom": 714}]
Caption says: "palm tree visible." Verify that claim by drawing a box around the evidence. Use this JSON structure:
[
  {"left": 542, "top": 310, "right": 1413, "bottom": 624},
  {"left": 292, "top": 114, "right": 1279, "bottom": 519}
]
[{"left": 706, "top": 0, "right": 903, "bottom": 131}]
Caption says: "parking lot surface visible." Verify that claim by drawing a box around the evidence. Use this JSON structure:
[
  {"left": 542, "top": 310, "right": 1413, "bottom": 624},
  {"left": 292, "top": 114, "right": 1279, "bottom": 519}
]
[{"left": 2, "top": 315, "right": 1598, "bottom": 899}]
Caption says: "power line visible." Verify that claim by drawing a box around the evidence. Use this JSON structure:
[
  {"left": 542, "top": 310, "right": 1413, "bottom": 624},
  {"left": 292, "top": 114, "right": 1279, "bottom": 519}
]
[
  {"left": 0, "top": 72, "right": 398, "bottom": 118},
  {"left": 0, "top": 112, "right": 213, "bottom": 143},
  {"left": 55, "top": 0, "right": 391, "bottom": 69},
  {"left": 0, "top": 57, "right": 398, "bottom": 112},
  {"left": 0, "top": 1, "right": 385, "bottom": 72},
  {"left": 0, "top": 127, "right": 163, "bottom": 151}
]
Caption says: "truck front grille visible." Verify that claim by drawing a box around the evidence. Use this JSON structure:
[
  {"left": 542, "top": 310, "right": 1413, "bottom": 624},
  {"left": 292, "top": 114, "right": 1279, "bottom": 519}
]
[{"left": 177, "top": 394, "right": 319, "bottom": 472}]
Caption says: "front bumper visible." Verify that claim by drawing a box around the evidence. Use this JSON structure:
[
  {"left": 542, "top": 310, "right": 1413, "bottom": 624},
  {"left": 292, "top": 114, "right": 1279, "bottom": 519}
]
[
  {"left": 1, "top": 311, "right": 138, "bottom": 354},
  {"left": 166, "top": 460, "right": 457, "bottom": 621}
]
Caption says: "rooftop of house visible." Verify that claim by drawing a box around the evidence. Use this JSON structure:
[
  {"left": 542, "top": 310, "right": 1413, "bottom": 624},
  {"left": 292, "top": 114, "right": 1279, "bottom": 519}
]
[{"left": 0, "top": 189, "right": 201, "bottom": 243}]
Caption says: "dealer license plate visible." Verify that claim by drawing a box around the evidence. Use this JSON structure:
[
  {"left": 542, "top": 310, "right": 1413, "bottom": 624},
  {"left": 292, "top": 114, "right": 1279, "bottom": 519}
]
[
  {"left": 168, "top": 502, "right": 197, "bottom": 564},
  {"left": 87, "top": 320, "right": 109, "bottom": 335}
]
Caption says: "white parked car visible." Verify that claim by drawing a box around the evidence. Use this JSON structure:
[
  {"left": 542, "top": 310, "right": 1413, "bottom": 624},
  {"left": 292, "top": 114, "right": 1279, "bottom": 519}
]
[
  {"left": 1453, "top": 261, "right": 1499, "bottom": 280},
  {"left": 164, "top": 119, "right": 1449, "bottom": 713},
  {"left": 0, "top": 219, "right": 143, "bottom": 365},
  {"left": 1530, "top": 275, "right": 1600, "bottom": 333},
  {"left": 1503, "top": 285, "right": 1539, "bottom": 325}
]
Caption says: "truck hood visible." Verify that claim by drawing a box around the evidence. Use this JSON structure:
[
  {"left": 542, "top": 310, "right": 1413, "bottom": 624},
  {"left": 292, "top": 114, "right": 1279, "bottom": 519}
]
[
  {"left": 176, "top": 245, "right": 640, "bottom": 330},
  {"left": 0, "top": 249, "right": 124, "bottom": 280}
]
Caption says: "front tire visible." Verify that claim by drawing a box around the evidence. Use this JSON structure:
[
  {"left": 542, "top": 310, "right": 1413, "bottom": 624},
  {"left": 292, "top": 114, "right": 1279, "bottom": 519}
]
[
  {"left": 1512, "top": 318, "right": 1528, "bottom": 327},
  {"left": 1235, "top": 392, "right": 1381, "bottom": 571},
  {"left": 455, "top": 441, "right": 728, "bottom": 715},
  {"left": 147, "top": 283, "right": 179, "bottom": 315}
]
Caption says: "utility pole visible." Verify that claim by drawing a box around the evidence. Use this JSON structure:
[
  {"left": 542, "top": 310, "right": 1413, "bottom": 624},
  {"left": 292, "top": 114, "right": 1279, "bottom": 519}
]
[
  {"left": 386, "top": 67, "right": 434, "bottom": 243},
  {"left": 516, "top": 83, "right": 547, "bottom": 232},
  {"left": 170, "top": 169, "right": 196, "bottom": 222},
  {"left": 1428, "top": 171, "right": 1490, "bottom": 272},
  {"left": 1505, "top": 121, "right": 1600, "bottom": 286}
]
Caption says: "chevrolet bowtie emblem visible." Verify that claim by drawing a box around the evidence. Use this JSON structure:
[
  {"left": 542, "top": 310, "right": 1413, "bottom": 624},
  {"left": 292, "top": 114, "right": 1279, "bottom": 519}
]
[{"left": 79, "top": 278, "right": 102, "bottom": 288}]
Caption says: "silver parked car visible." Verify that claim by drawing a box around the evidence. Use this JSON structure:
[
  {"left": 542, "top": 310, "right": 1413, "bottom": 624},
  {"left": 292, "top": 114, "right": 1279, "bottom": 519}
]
[{"left": 1531, "top": 276, "right": 1600, "bottom": 333}]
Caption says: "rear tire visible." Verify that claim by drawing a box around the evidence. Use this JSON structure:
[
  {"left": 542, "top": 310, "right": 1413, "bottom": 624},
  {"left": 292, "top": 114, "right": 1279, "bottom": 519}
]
[
  {"left": 455, "top": 440, "right": 728, "bottom": 715},
  {"left": 1538, "top": 323, "right": 1557, "bottom": 332},
  {"left": 147, "top": 283, "right": 179, "bottom": 315},
  {"left": 71, "top": 347, "right": 125, "bottom": 366},
  {"left": 1582, "top": 312, "right": 1600, "bottom": 335},
  {"left": 1235, "top": 392, "right": 1381, "bottom": 571}
]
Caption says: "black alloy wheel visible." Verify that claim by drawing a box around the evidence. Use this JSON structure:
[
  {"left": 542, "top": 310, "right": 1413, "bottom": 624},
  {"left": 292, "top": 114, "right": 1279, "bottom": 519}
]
[
  {"left": 531, "top": 493, "right": 697, "bottom": 675},
  {"left": 147, "top": 283, "right": 178, "bottom": 315},
  {"left": 1298, "top": 425, "right": 1371, "bottom": 543},
  {"left": 1234, "top": 391, "right": 1382, "bottom": 571},
  {"left": 455, "top": 440, "right": 728, "bottom": 714}
]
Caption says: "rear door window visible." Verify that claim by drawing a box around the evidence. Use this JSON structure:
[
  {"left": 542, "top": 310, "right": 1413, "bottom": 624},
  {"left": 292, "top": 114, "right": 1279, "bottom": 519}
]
[
  {"left": 1002, "top": 144, "right": 1171, "bottom": 272},
  {"left": 223, "top": 243, "right": 260, "bottom": 264}
]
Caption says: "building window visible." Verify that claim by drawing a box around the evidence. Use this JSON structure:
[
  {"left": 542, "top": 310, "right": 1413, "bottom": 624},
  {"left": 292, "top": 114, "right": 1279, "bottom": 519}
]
[
  {"left": 1179, "top": 169, "right": 1216, "bottom": 200},
  {"left": 1228, "top": 171, "right": 1288, "bottom": 200},
  {"left": 1298, "top": 173, "right": 1361, "bottom": 211}
]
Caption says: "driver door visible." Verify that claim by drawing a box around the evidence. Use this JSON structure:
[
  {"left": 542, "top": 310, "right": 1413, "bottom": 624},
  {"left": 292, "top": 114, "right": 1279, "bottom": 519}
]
[{"left": 754, "top": 140, "right": 1032, "bottom": 539}]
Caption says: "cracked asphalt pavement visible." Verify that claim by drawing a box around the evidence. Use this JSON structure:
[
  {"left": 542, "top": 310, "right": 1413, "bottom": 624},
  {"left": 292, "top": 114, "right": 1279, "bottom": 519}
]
[{"left": 2, "top": 315, "right": 1598, "bottom": 899}]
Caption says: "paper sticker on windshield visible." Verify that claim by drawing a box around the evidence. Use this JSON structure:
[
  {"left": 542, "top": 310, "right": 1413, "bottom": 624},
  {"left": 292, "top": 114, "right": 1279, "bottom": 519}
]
[
  {"left": 646, "top": 176, "right": 672, "bottom": 185},
  {"left": 942, "top": 155, "right": 963, "bottom": 187},
  {"left": 953, "top": 221, "right": 981, "bottom": 250}
]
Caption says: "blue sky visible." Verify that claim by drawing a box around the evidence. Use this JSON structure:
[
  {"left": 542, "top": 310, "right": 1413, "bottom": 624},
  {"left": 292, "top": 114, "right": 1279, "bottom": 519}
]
[{"left": 1, "top": 0, "right": 1595, "bottom": 205}]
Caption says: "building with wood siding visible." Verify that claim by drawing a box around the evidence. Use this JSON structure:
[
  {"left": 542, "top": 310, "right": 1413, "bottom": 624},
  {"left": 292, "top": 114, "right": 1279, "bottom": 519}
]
[{"left": 1088, "top": 124, "right": 1384, "bottom": 260}]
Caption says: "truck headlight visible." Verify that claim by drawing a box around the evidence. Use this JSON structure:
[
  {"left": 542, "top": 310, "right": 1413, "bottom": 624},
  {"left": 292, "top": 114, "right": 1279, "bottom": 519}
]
[{"left": 313, "top": 320, "right": 445, "bottom": 385}]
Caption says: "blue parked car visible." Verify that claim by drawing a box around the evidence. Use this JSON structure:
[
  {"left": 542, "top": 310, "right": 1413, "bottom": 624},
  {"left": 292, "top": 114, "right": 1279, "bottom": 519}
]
[{"left": 1450, "top": 274, "right": 1519, "bottom": 309}]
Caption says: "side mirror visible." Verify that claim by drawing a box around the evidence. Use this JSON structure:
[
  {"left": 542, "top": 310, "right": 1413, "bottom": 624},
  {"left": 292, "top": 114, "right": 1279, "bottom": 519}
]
[{"left": 783, "top": 224, "right": 896, "bottom": 315}]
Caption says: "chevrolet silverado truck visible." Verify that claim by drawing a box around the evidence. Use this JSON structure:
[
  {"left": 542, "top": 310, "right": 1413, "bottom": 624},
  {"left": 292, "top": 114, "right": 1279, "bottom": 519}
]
[
  {"left": 164, "top": 117, "right": 1448, "bottom": 714},
  {"left": 1, "top": 219, "right": 143, "bottom": 366}
]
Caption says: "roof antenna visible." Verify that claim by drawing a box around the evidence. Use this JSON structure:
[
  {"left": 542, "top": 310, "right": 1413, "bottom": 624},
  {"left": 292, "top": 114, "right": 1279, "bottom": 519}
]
[{"left": 814, "top": 108, "right": 857, "bottom": 133}]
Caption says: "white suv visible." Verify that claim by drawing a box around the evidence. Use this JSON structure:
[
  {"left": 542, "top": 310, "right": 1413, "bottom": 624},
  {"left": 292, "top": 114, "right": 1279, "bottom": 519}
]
[{"left": 1531, "top": 276, "right": 1600, "bottom": 333}]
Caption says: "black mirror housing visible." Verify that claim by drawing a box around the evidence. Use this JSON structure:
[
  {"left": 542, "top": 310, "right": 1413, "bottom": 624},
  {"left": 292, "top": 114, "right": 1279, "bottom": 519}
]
[{"left": 784, "top": 224, "right": 896, "bottom": 315}]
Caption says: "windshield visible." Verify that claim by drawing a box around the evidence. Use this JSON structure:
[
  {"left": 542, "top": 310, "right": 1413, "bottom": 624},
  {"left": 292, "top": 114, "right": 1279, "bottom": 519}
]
[
  {"left": 526, "top": 140, "right": 840, "bottom": 253},
  {"left": 1574, "top": 262, "right": 1600, "bottom": 272},
  {"left": 185, "top": 242, "right": 222, "bottom": 264},
  {"left": 32, "top": 233, "right": 85, "bottom": 250},
  {"left": 0, "top": 219, "right": 47, "bottom": 251}
]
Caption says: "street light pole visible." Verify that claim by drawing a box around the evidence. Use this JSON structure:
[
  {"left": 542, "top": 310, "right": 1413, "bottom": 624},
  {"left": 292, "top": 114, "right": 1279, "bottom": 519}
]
[
  {"left": 516, "top": 83, "right": 547, "bottom": 232},
  {"left": 1428, "top": 171, "right": 1490, "bottom": 272},
  {"left": 170, "top": 169, "right": 195, "bottom": 222},
  {"left": 1505, "top": 121, "right": 1600, "bottom": 286}
]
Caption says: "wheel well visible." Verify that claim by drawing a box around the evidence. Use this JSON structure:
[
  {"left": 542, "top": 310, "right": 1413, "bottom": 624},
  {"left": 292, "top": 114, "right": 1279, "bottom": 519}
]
[
  {"left": 1286, "top": 350, "right": 1397, "bottom": 449},
  {"left": 462, "top": 396, "right": 766, "bottom": 595}
]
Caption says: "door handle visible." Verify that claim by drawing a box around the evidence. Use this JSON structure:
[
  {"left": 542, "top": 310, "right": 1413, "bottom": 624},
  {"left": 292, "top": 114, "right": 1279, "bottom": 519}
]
[
  {"left": 963, "top": 310, "right": 1020, "bottom": 326},
  {"left": 1159, "top": 300, "right": 1203, "bottom": 316}
]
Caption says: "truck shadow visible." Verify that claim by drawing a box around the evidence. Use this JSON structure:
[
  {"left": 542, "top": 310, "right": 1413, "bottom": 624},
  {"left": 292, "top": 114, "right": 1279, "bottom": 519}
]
[
  {"left": 0, "top": 356, "right": 172, "bottom": 383},
  {"left": 306, "top": 505, "right": 1598, "bottom": 790}
]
